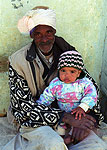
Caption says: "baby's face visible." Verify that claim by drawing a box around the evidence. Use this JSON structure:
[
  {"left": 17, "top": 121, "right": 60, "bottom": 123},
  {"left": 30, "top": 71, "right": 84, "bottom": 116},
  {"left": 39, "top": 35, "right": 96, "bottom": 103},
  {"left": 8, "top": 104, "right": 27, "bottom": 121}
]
[{"left": 59, "top": 67, "right": 81, "bottom": 84}]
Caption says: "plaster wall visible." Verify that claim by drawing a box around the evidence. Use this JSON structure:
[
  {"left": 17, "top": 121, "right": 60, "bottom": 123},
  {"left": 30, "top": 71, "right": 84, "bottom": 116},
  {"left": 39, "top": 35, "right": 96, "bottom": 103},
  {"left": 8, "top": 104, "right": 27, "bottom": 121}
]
[
  {"left": 100, "top": 25, "right": 107, "bottom": 122},
  {"left": 0, "top": 0, "right": 106, "bottom": 114}
]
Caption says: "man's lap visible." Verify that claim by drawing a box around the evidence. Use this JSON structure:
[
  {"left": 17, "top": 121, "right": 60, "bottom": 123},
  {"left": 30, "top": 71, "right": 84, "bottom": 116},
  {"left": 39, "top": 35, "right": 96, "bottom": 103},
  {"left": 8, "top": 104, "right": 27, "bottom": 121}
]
[
  {"left": 2, "top": 124, "right": 107, "bottom": 150},
  {"left": 2, "top": 126, "right": 68, "bottom": 150}
]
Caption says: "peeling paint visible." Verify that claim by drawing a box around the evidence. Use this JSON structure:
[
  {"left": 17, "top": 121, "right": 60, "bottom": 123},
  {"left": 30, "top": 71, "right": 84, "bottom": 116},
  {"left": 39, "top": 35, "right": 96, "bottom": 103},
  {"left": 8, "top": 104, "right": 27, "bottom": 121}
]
[
  {"left": 11, "top": 0, "right": 23, "bottom": 9},
  {"left": 12, "top": 3, "right": 23, "bottom": 9},
  {"left": 11, "top": 0, "right": 29, "bottom": 9}
]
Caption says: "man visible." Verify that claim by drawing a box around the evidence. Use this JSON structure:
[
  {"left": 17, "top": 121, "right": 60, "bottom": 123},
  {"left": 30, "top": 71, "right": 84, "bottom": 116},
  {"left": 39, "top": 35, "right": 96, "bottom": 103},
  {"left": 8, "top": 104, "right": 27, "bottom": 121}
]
[{"left": 5, "top": 6, "right": 106, "bottom": 150}]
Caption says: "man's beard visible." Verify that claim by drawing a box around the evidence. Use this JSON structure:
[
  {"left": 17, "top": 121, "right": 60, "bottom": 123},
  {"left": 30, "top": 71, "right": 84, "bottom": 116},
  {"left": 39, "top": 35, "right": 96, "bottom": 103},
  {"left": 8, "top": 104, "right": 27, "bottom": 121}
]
[
  {"left": 39, "top": 44, "right": 53, "bottom": 56},
  {"left": 38, "top": 38, "right": 55, "bottom": 56}
]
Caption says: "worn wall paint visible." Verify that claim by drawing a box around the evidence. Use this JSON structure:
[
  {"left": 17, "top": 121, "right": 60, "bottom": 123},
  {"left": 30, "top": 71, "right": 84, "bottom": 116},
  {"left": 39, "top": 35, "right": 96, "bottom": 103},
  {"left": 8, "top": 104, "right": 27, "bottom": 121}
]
[{"left": 0, "top": 0, "right": 107, "bottom": 114}]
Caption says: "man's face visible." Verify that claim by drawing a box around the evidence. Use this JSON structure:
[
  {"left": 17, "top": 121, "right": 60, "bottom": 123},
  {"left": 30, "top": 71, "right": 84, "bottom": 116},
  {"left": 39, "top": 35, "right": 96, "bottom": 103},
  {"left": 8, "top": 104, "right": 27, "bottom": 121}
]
[{"left": 30, "top": 25, "right": 56, "bottom": 54}]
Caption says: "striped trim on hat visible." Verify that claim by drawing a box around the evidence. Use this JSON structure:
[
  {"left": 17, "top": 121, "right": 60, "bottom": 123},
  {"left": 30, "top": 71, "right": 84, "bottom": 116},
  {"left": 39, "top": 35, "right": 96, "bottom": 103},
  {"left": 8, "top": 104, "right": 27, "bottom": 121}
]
[{"left": 58, "top": 51, "right": 84, "bottom": 70}]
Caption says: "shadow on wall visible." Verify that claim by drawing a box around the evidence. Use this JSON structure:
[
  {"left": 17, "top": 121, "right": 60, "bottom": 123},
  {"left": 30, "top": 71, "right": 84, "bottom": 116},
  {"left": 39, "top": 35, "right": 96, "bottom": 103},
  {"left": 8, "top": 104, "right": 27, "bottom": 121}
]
[
  {"left": 0, "top": 56, "right": 9, "bottom": 72},
  {"left": 0, "top": 56, "right": 9, "bottom": 117},
  {"left": 100, "top": 92, "right": 107, "bottom": 124}
]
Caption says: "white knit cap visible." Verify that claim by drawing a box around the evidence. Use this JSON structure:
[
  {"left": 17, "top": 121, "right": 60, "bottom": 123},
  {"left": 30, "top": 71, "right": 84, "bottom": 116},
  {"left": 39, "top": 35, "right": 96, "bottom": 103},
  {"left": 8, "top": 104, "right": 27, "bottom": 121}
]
[{"left": 17, "top": 8, "right": 56, "bottom": 34}]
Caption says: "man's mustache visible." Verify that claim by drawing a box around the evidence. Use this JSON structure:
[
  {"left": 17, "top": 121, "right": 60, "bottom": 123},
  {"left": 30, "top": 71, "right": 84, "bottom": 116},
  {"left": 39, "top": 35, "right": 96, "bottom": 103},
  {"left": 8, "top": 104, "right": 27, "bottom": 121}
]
[{"left": 39, "top": 41, "right": 52, "bottom": 45}]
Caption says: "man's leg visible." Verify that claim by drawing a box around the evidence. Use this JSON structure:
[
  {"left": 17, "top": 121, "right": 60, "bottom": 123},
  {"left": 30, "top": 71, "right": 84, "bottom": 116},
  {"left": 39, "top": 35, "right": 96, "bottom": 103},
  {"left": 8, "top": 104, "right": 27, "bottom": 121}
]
[
  {"left": 68, "top": 130, "right": 107, "bottom": 150},
  {"left": 21, "top": 126, "right": 68, "bottom": 150},
  {"left": 2, "top": 126, "right": 68, "bottom": 150}
]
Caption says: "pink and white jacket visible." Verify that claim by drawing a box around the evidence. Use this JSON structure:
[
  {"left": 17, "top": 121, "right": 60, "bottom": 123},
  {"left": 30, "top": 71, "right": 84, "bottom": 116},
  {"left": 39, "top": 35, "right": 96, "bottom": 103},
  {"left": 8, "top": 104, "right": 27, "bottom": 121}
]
[{"left": 37, "top": 77, "right": 98, "bottom": 112}]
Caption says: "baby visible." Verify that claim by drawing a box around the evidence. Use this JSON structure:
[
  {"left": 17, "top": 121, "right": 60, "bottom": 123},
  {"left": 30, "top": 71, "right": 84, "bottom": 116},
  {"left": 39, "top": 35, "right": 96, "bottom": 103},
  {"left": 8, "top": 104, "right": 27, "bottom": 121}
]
[{"left": 37, "top": 50, "right": 97, "bottom": 145}]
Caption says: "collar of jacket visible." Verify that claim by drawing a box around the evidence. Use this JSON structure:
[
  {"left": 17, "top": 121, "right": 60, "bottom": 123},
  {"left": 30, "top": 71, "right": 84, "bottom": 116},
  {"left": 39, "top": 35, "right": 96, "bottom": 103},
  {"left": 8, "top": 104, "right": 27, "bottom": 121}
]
[{"left": 26, "top": 40, "right": 36, "bottom": 62}]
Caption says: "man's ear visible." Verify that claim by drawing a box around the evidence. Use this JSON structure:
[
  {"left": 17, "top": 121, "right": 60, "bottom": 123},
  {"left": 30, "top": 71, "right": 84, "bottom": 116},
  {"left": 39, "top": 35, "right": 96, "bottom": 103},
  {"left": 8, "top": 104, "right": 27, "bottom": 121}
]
[
  {"left": 30, "top": 32, "right": 34, "bottom": 39},
  {"left": 53, "top": 28, "right": 56, "bottom": 35},
  {"left": 54, "top": 29, "right": 56, "bottom": 34},
  {"left": 52, "top": 29, "right": 56, "bottom": 36},
  {"left": 54, "top": 30, "right": 56, "bottom": 35}
]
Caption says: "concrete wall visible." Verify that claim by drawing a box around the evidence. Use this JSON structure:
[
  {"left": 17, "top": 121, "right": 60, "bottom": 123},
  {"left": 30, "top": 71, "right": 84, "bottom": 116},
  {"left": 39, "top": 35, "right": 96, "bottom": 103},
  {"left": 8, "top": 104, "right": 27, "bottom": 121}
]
[
  {"left": 0, "top": 0, "right": 107, "bottom": 115},
  {"left": 100, "top": 25, "right": 107, "bottom": 122},
  {"left": 101, "top": 26, "right": 107, "bottom": 95}
]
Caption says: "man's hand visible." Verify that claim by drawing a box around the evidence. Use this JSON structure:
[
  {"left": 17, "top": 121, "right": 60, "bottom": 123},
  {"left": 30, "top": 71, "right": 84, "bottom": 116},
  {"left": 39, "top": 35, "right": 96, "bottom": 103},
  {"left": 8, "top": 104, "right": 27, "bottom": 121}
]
[
  {"left": 71, "top": 107, "right": 86, "bottom": 120},
  {"left": 63, "top": 127, "right": 90, "bottom": 145},
  {"left": 62, "top": 112, "right": 96, "bottom": 131},
  {"left": 71, "top": 127, "right": 90, "bottom": 144}
]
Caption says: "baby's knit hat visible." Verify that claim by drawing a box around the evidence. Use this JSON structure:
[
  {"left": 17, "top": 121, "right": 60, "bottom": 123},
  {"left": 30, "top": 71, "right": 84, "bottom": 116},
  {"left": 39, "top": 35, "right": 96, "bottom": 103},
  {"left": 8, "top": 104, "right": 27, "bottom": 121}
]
[{"left": 58, "top": 50, "right": 84, "bottom": 70}]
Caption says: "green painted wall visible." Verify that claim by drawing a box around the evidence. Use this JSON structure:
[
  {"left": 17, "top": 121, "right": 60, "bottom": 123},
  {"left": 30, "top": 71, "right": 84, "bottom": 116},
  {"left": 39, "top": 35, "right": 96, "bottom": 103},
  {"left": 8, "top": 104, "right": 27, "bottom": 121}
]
[{"left": 0, "top": 0, "right": 107, "bottom": 114}]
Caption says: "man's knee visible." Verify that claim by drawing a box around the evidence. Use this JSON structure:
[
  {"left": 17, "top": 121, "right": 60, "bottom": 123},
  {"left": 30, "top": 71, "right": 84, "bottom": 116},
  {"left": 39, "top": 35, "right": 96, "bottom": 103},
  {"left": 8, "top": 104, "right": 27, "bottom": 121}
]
[{"left": 68, "top": 131, "right": 107, "bottom": 150}]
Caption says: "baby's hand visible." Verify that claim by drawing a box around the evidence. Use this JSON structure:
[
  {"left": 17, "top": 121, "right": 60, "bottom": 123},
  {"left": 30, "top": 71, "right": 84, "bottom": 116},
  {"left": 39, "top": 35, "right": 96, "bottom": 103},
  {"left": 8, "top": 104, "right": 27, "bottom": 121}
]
[{"left": 71, "top": 107, "right": 86, "bottom": 120}]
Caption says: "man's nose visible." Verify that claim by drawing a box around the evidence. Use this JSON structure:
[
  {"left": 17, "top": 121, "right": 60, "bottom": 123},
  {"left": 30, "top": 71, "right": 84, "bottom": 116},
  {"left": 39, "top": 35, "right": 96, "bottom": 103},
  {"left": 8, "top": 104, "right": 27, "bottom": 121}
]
[{"left": 41, "top": 35, "right": 48, "bottom": 42}]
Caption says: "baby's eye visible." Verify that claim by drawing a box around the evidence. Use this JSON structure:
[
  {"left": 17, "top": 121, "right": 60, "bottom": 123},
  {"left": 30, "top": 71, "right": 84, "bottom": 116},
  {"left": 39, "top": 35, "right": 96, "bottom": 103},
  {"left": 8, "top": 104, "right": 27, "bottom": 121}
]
[
  {"left": 70, "top": 71, "right": 75, "bottom": 73},
  {"left": 61, "top": 69, "right": 66, "bottom": 72}
]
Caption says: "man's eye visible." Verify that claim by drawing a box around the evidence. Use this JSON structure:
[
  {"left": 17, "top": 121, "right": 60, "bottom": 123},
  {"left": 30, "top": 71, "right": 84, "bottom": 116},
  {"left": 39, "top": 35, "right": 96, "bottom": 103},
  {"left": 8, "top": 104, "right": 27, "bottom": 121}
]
[
  {"left": 35, "top": 32, "right": 41, "bottom": 37},
  {"left": 47, "top": 30, "right": 53, "bottom": 35}
]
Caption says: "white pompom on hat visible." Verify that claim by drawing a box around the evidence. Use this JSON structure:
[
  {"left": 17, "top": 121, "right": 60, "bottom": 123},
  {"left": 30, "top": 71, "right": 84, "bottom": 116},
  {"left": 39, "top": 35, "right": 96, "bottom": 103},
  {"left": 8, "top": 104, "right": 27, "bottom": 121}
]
[{"left": 17, "top": 7, "right": 56, "bottom": 34}]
